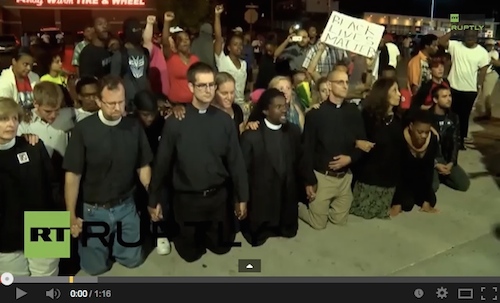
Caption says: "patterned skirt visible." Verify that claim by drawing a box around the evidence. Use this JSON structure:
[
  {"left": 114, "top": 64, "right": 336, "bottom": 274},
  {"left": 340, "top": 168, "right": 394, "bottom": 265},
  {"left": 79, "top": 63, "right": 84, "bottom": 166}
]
[{"left": 349, "top": 182, "right": 396, "bottom": 219}]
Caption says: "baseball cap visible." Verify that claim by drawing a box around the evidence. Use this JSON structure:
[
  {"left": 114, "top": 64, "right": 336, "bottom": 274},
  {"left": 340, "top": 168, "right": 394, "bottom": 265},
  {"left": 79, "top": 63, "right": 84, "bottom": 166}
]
[
  {"left": 169, "top": 26, "right": 183, "bottom": 34},
  {"left": 232, "top": 27, "right": 243, "bottom": 33}
]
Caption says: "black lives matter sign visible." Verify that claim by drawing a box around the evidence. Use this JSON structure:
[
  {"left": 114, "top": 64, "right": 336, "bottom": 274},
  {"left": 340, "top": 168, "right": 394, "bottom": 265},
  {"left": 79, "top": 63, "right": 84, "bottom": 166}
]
[{"left": 320, "top": 11, "right": 385, "bottom": 58}]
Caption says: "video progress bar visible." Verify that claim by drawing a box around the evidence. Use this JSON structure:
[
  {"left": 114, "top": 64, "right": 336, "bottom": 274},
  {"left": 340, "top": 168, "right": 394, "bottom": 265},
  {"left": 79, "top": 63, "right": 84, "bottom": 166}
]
[{"left": 14, "top": 276, "right": 97, "bottom": 283}]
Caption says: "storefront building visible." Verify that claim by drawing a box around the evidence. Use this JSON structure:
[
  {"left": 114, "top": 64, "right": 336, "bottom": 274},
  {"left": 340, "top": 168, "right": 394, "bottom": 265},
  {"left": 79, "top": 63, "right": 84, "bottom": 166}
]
[
  {"left": 364, "top": 12, "right": 498, "bottom": 37},
  {"left": 0, "top": 0, "right": 156, "bottom": 40}
]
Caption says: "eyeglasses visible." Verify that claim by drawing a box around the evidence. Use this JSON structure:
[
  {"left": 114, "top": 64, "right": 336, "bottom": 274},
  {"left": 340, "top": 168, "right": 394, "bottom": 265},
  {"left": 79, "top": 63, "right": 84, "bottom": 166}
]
[
  {"left": 194, "top": 82, "right": 216, "bottom": 90},
  {"left": 101, "top": 100, "right": 125, "bottom": 108}
]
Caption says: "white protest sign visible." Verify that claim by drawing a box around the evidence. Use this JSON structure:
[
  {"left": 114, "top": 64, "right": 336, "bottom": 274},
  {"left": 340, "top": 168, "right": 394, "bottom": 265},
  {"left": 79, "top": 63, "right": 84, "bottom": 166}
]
[{"left": 320, "top": 11, "right": 385, "bottom": 58}]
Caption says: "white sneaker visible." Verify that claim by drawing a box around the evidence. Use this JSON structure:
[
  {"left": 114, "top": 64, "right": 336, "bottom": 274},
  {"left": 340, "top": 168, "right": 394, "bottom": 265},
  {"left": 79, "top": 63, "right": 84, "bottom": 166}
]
[{"left": 156, "top": 238, "right": 171, "bottom": 255}]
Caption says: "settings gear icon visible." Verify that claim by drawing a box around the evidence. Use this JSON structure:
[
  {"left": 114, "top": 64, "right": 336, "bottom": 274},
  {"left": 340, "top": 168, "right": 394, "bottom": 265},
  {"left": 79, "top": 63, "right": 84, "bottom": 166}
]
[{"left": 436, "top": 287, "right": 448, "bottom": 299}]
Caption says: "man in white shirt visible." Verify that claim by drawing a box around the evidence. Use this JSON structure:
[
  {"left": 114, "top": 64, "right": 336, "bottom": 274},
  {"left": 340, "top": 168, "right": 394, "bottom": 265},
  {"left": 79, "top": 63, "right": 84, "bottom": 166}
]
[
  {"left": 438, "top": 29, "right": 489, "bottom": 149},
  {"left": 17, "top": 82, "right": 74, "bottom": 159},
  {"left": 386, "top": 41, "right": 400, "bottom": 68},
  {"left": 16, "top": 81, "right": 79, "bottom": 276},
  {"left": 474, "top": 39, "right": 499, "bottom": 121}
]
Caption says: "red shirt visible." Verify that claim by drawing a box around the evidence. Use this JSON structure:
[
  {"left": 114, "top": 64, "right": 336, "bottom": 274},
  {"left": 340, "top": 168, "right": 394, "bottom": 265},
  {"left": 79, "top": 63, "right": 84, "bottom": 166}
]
[
  {"left": 424, "top": 81, "right": 449, "bottom": 106},
  {"left": 399, "top": 88, "right": 412, "bottom": 110},
  {"left": 166, "top": 54, "right": 199, "bottom": 103},
  {"left": 15, "top": 77, "right": 34, "bottom": 108}
]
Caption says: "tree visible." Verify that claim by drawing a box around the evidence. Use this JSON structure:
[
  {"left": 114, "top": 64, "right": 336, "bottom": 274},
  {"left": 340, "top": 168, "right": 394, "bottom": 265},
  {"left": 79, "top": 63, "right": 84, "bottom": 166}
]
[{"left": 156, "top": 0, "right": 210, "bottom": 28}]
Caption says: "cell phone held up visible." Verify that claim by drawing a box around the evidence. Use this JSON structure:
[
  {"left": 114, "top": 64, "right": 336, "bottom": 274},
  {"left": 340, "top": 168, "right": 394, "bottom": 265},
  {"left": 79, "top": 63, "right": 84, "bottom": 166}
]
[{"left": 291, "top": 36, "right": 303, "bottom": 42}]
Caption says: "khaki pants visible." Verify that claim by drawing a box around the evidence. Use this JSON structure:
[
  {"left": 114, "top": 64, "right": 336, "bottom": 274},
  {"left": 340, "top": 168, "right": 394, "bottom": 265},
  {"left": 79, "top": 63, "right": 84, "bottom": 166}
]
[
  {"left": 298, "top": 171, "right": 353, "bottom": 230},
  {"left": 0, "top": 252, "right": 59, "bottom": 276},
  {"left": 475, "top": 72, "right": 499, "bottom": 117}
]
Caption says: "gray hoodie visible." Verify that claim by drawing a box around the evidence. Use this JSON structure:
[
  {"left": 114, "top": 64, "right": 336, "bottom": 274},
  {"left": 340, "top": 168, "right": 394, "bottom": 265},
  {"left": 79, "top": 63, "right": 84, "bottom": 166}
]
[{"left": 191, "top": 23, "right": 216, "bottom": 70}]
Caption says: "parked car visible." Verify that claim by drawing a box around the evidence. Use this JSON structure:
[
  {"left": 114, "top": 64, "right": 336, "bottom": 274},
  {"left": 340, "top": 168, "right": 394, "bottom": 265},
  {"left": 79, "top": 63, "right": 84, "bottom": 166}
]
[
  {"left": 0, "top": 35, "right": 19, "bottom": 54},
  {"left": 38, "top": 27, "right": 64, "bottom": 50}
]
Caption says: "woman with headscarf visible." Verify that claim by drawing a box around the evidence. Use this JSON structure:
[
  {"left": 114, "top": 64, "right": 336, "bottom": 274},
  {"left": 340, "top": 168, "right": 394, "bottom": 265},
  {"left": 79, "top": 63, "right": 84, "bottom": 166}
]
[
  {"left": 131, "top": 90, "right": 172, "bottom": 256},
  {"left": 191, "top": 23, "right": 216, "bottom": 70},
  {"left": 133, "top": 90, "right": 165, "bottom": 154}
]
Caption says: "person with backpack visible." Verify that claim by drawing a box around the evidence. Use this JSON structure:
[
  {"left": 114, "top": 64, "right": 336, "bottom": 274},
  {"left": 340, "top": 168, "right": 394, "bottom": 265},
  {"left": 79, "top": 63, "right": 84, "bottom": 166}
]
[{"left": 110, "top": 17, "right": 150, "bottom": 112}]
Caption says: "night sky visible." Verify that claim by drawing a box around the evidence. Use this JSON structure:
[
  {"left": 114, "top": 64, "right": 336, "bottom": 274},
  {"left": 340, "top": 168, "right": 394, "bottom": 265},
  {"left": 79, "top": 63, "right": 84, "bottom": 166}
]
[
  {"left": 223, "top": 0, "right": 500, "bottom": 28},
  {"left": 342, "top": 0, "right": 498, "bottom": 18}
]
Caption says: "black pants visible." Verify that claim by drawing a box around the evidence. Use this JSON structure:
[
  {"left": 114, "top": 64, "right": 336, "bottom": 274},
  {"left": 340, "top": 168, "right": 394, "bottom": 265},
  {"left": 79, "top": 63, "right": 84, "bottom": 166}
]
[
  {"left": 450, "top": 88, "right": 477, "bottom": 144},
  {"left": 58, "top": 237, "right": 80, "bottom": 275},
  {"left": 172, "top": 187, "right": 236, "bottom": 263}
]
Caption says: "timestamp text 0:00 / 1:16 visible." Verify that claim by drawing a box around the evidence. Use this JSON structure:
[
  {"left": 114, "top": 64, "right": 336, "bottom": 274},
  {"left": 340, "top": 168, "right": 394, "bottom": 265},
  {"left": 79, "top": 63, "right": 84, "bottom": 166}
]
[{"left": 69, "top": 289, "right": 112, "bottom": 298}]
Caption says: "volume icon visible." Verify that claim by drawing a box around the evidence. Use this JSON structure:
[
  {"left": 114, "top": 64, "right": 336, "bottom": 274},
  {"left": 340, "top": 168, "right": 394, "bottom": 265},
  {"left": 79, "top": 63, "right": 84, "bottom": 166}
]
[{"left": 46, "top": 288, "right": 61, "bottom": 300}]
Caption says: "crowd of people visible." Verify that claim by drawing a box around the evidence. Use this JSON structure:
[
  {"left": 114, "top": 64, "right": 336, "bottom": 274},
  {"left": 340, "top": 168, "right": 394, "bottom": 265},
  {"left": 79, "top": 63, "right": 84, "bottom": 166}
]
[{"left": 0, "top": 5, "right": 494, "bottom": 277}]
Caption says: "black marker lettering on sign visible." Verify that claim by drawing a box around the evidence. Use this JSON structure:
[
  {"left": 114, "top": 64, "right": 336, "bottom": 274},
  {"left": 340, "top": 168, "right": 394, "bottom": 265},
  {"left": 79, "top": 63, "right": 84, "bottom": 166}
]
[{"left": 323, "top": 13, "right": 379, "bottom": 58}]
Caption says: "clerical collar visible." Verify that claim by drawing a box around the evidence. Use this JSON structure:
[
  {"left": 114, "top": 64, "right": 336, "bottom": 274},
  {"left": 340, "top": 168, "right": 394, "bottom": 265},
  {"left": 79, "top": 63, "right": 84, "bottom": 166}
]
[
  {"left": 326, "top": 100, "right": 343, "bottom": 108},
  {"left": 264, "top": 119, "right": 282, "bottom": 130},
  {"left": 0, "top": 138, "right": 15, "bottom": 150},
  {"left": 189, "top": 103, "right": 209, "bottom": 114},
  {"left": 98, "top": 110, "right": 121, "bottom": 126}
]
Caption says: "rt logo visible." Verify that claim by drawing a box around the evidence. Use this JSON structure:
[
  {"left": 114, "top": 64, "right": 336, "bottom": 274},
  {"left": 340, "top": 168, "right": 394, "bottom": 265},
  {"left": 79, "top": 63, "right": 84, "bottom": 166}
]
[{"left": 24, "top": 211, "right": 71, "bottom": 258}]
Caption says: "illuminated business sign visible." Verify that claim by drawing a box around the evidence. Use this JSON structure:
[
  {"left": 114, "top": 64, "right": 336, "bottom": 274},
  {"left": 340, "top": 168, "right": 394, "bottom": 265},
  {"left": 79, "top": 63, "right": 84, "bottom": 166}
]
[{"left": 15, "top": 0, "right": 146, "bottom": 7}]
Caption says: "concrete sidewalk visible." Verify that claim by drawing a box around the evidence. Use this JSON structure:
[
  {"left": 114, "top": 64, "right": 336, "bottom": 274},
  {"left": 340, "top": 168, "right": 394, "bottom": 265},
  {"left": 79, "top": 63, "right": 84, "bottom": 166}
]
[{"left": 77, "top": 121, "right": 500, "bottom": 277}]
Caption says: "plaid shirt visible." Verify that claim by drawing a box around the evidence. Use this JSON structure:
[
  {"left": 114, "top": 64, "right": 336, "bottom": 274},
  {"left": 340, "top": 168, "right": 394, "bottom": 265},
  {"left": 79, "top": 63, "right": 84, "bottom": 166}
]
[
  {"left": 302, "top": 44, "right": 348, "bottom": 77},
  {"left": 72, "top": 41, "right": 88, "bottom": 66}
]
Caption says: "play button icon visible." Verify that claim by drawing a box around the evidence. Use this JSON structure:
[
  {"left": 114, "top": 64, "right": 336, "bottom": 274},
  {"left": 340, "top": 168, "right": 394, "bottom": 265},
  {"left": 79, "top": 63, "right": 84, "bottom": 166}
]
[{"left": 16, "top": 288, "right": 27, "bottom": 300}]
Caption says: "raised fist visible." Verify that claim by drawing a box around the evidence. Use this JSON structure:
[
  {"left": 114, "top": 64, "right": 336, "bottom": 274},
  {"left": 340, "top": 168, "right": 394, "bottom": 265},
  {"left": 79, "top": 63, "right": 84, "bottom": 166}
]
[
  {"left": 215, "top": 5, "right": 224, "bottom": 15},
  {"left": 164, "top": 11, "right": 175, "bottom": 22},
  {"left": 147, "top": 15, "right": 156, "bottom": 24}
]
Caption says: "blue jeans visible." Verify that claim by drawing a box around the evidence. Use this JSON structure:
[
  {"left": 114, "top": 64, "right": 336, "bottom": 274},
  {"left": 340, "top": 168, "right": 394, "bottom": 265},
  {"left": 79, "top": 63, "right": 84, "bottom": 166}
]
[{"left": 79, "top": 198, "right": 143, "bottom": 275}]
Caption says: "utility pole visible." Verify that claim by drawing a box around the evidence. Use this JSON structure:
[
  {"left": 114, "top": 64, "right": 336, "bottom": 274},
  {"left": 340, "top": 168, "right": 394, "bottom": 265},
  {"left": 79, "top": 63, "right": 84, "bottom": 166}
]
[{"left": 430, "top": 0, "right": 435, "bottom": 29}]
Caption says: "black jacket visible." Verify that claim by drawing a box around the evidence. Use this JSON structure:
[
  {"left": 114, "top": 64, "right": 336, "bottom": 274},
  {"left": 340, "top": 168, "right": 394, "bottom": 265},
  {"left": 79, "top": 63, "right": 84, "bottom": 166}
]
[
  {"left": 411, "top": 79, "right": 450, "bottom": 112},
  {"left": 0, "top": 138, "right": 61, "bottom": 253},
  {"left": 431, "top": 108, "right": 460, "bottom": 165}
]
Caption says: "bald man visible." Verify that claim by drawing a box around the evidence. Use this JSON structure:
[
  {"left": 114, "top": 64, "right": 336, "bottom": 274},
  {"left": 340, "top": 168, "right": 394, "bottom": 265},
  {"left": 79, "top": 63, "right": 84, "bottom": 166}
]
[{"left": 300, "top": 70, "right": 366, "bottom": 230}]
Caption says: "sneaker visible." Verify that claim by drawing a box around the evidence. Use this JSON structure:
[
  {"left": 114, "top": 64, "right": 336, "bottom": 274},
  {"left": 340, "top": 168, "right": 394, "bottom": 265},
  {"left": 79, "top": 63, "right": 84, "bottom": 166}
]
[{"left": 156, "top": 238, "right": 171, "bottom": 255}]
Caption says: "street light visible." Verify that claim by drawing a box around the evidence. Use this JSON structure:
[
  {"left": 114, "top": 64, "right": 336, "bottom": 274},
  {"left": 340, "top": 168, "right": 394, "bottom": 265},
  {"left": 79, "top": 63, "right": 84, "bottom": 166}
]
[{"left": 430, "top": 0, "right": 435, "bottom": 29}]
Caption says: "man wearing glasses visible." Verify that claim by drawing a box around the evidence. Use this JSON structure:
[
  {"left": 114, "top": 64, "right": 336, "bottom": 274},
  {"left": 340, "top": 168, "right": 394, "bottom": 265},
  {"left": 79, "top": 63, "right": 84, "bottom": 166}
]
[
  {"left": 299, "top": 70, "right": 366, "bottom": 230},
  {"left": 63, "top": 75, "right": 153, "bottom": 275},
  {"left": 149, "top": 62, "right": 249, "bottom": 262}
]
